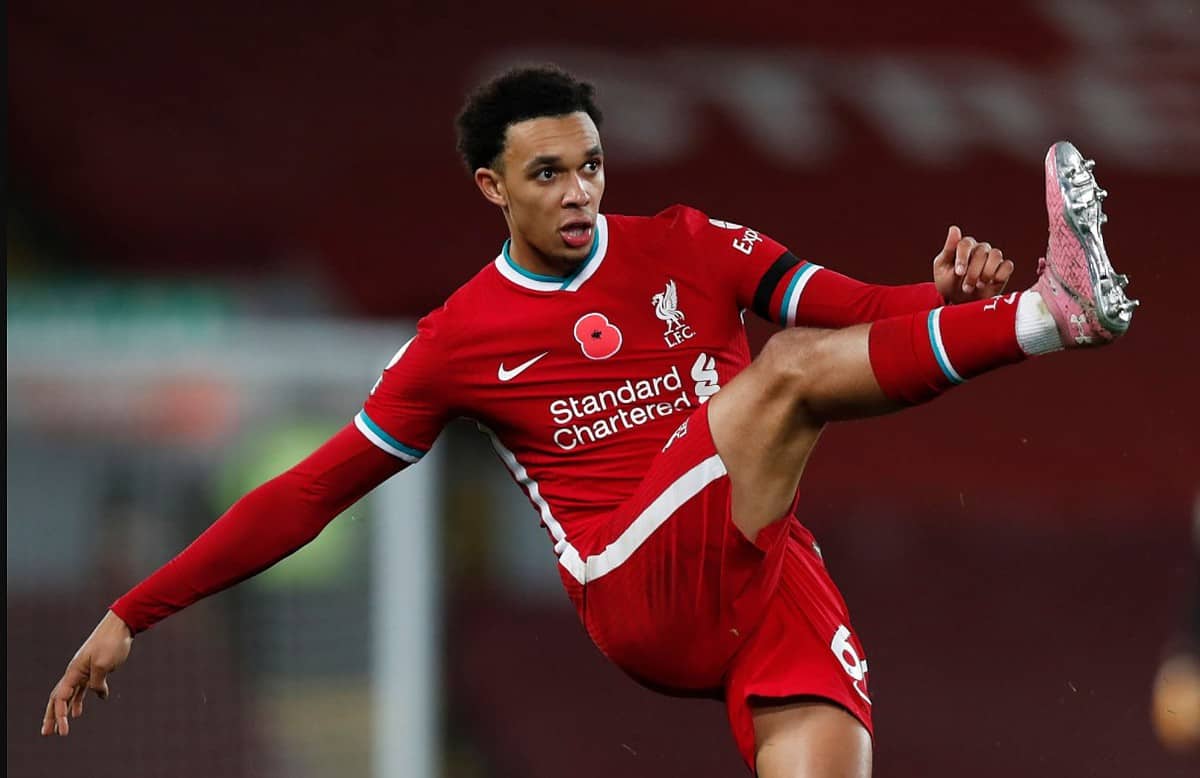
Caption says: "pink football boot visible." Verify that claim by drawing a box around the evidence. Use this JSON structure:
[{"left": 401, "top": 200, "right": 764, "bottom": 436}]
[{"left": 1033, "top": 141, "right": 1138, "bottom": 345}]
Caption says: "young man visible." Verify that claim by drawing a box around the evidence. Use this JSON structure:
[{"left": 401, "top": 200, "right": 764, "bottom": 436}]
[{"left": 42, "top": 66, "right": 1137, "bottom": 776}]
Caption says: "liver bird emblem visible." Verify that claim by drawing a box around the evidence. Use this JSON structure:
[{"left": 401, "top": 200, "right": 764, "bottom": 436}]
[{"left": 652, "top": 280, "right": 686, "bottom": 330}]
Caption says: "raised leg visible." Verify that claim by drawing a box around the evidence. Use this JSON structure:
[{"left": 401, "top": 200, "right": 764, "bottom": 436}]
[
  {"left": 709, "top": 139, "right": 1134, "bottom": 543},
  {"left": 707, "top": 324, "right": 895, "bottom": 541}
]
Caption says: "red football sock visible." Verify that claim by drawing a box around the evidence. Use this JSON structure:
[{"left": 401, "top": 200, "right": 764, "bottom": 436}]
[{"left": 868, "top": 292, "right": 1026, "bottom": 404}]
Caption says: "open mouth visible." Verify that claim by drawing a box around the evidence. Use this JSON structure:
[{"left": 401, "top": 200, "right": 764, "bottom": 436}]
[{"left": 560, "top": 220, "right": 594, "bottom": 249}]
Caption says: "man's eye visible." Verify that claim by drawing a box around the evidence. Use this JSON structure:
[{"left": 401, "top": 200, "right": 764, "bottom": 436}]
[
  {"left": 585, "top": 160, "right": 601, "bottom": 172},
  {"left": 537, "top": 169, "right": 555, "bottom": 180}
]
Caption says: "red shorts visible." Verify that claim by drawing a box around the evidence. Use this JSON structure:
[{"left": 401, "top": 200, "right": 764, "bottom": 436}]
[{"left": 565, "top": 403, "right": 873, "bottom": 770}]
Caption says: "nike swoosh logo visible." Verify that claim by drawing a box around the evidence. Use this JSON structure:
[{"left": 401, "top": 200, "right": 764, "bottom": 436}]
[{"left": 498, "top": 352, "right": 549, "bottom": 382}]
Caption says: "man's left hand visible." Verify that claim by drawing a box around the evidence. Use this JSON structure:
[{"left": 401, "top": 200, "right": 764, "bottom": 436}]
[{"left": 932, "top": 225, "right": 1016, "bottom": 304}]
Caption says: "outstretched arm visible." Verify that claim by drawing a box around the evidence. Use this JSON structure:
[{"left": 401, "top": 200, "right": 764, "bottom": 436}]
[
  {"left": 667, "top": 205, "right": 1014, "bottom": 329},
  {"left": 41, "top": 422, "right": 403, "bottom": 736},
  {"left": 759, "top": 226, "right": 1015, "bottom": 329}
]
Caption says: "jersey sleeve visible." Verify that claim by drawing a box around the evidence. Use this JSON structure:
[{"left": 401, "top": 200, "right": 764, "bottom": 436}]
[
  {"left": 356, "top": 315, "right": 453, "bottom": 463},
  {"left": 660, "top": 204, "right": 792, "bottom": 317},
  {"left": 663, "top": 204, "right": 943, "bottom": 328},
  {"left": 111, "top": 423, "right": 403, "bottom": 633}
]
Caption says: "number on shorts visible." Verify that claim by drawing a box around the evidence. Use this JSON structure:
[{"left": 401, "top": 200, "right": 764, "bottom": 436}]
[{"left": 831, "top": 624, "right": 872, "bottom": 705}]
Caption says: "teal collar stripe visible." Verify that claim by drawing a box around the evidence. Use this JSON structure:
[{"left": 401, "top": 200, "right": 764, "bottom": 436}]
[{"left": 502, "top": 230, "right": 601, "bottom": 289}]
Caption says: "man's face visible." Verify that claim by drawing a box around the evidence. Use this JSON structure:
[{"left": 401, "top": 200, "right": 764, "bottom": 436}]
[{"left": 478, "top": 112, "right": 605, "bottom": 272}]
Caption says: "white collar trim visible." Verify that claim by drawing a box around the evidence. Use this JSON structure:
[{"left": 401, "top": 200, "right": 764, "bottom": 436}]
[{"left": 492, "top": 215, "right": 609, "bottom": 293}]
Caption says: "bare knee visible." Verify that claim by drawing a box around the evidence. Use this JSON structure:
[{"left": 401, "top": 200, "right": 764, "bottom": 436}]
[
  {"left": 754, "top": 700, "right": 872, "bottom": 778},
  {"left": 757, "top": 328, "right": 836, "bottom": 413}
]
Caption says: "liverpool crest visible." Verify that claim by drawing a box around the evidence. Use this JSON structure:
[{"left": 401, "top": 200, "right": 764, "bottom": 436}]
[{"left": 652, "top": 279, "right": 696, "bottom": 348}]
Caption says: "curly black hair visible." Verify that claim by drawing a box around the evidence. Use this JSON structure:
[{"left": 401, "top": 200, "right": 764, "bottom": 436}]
[{"left": 455, "top": 65, "right": 603, "bottom": 173}]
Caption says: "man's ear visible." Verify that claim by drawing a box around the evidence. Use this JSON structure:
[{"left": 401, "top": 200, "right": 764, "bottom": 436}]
[{"left": 475, "top": 168, "right": 507, "bottom": 208}]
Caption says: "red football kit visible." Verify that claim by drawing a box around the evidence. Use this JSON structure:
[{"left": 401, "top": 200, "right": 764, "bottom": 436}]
[{"left": 113, "top": 205, "right": 944, "bottom": 768}]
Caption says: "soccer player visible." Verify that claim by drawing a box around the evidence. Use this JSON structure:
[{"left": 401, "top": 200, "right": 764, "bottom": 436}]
[{"left": 41, "top": 66, "right": 1138, "bottom": 776}]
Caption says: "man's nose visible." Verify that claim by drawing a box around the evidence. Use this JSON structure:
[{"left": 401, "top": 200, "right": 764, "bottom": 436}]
[{"left": 563, "top": 174, "right": 590, "bottom": 206}]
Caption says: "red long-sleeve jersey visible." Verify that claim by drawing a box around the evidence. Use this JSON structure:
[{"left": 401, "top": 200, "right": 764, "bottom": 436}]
[{"left": 113, "top": 206, "right": 941, "bottom": 632}]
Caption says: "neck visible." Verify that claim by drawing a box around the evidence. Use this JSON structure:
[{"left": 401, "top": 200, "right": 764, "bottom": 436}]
[
  {"left": 505, "top": 231, "right": 595, "bottom": 279},
  {"left": 506, "top": 234, "right": 571, "bottom": 278}
]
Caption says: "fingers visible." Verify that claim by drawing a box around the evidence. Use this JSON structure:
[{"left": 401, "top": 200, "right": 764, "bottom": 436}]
[
  {"left": 962, "top": 242, "right": 990, "bottom": 293},
  {"left": 954, "top": 235, "right": 977, "bottom": 278},
  {"left": 980, "top": 248, "right": 1014, "bottom": 293},
  {"left": 43, "top": 678, "right": 77, "bottom": 736},
  {"left": 70, "top": 685, "right": 88, "bottom": 719},
  {"left": 42, "top": 660, "right": 106, "bottom": 736},
  {"left": 932, "top": 226, "right": 963, "bottom": 276},
  {"left": 42, "top": 694, "right": 57, "bottom": 736},
  {"left": 55, "top": 687, "right": 71, "bottom": 735},
  {"left": 991, "top": 254, "right": 1016, "bottom": 292},
  {"left": 941, "top": 225, "right": 961, "bottom": 260},
  {"left": 959, "top": 241, "right": 1012, "bottom": 294}
]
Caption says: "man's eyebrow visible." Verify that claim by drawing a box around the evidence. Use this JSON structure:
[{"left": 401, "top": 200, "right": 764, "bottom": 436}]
[
  {"left": 525, "top": 155, "right": 562, "bottom": 171},
  {"left": 524, "top": 147, "right": 604, "bottom": 172}
]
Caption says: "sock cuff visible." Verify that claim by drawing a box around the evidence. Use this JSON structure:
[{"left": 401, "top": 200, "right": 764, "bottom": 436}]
[
  {"left": 869, "top": 311, "right": 952, "bottom": 404},
  {"left": 926, "top": 307, "right": 967, "bottom": 385},
  {"left": 1015, "top": 291, "right": 1066, "bottom": 355},
  {"left": 868, "top": 297, "right": 1028, "bottom": 406}
]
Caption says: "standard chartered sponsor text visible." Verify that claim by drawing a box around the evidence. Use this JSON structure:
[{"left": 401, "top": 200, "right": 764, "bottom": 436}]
[{"left": 550, "top": 364, "right": 693, "bottom": 450}]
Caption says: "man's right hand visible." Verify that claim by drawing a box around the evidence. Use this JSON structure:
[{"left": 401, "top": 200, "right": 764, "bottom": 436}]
[
  {"left": 41, "top": 609, "right": 134, "bottom": 736},
  {"left": 932, "top": 225, "right": 1015, "bottom": 304}
]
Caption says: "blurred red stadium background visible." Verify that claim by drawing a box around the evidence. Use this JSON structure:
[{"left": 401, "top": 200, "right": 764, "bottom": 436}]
[{"left": 9, "top": 1, "right": 1199, "bottom": 776}]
